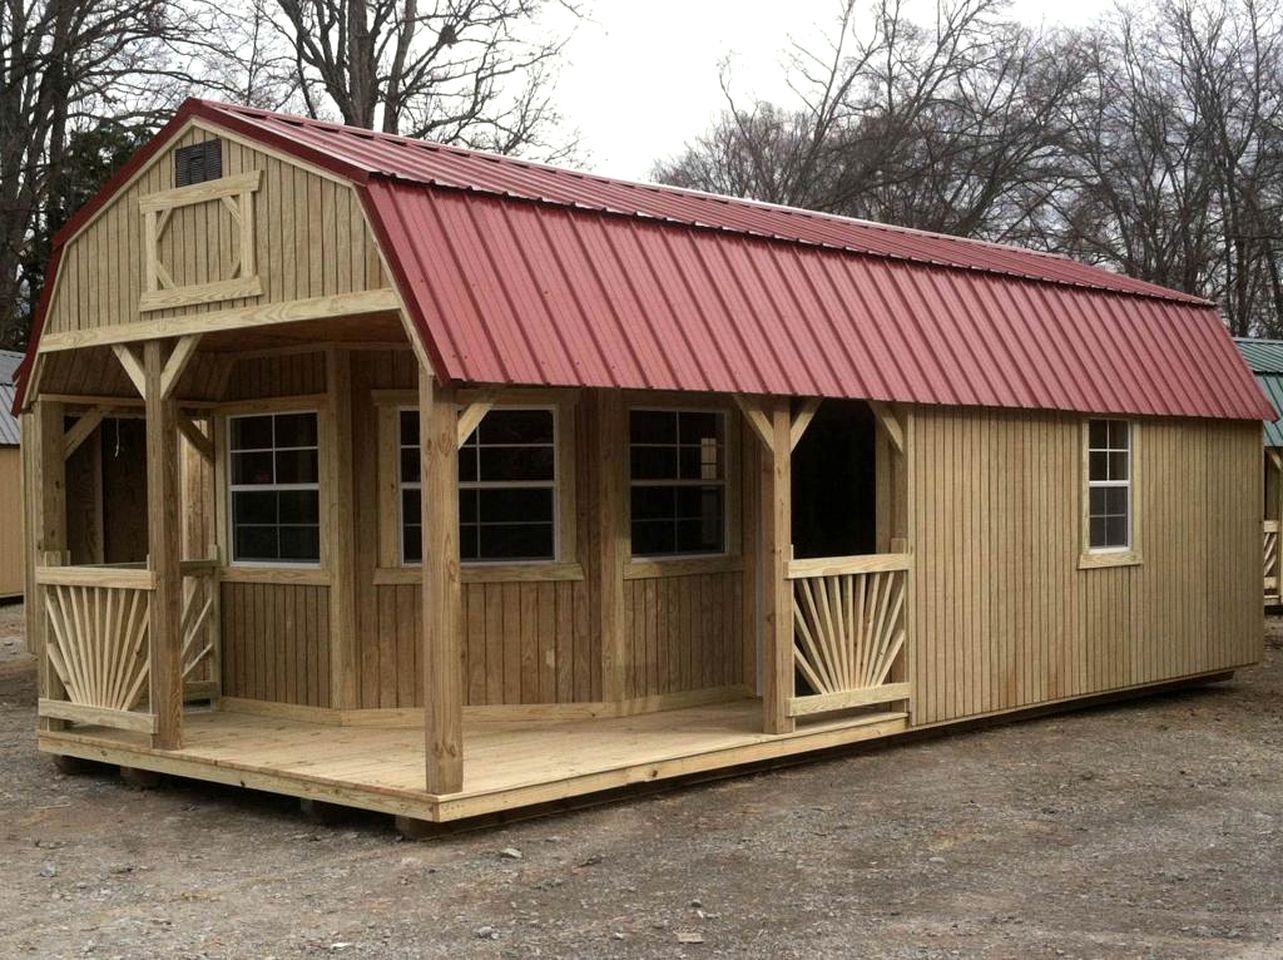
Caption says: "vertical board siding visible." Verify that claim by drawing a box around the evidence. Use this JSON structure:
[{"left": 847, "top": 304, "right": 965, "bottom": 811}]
[
  {"left": 347, "top": 353, "right": 601, "bottom": 708},
  {"left": 622, "top": 572, "right": 743, "bottom": 698},
  {"left": 219, "top": 582, "right": 331, "bottom": 706},
  {"left": 42, "top": 125, "right": 388, "bottom": 337},
  {"left": 222, "top": 350, "right": 328, "bottom": 400},
  {"left": 0, "top": 448, "right": 23, "bottom": 596},
  {"left": 910, "top": 408, "right": 1262, "bottom": 726}
]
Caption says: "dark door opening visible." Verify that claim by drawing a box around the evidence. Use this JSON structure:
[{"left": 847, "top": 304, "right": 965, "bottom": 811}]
[
  {"left": 65, "top": 416, "right": 149, "bottom": 565},
  {"left": 790, "top": 399, "right": 877, "bottom": 559}
]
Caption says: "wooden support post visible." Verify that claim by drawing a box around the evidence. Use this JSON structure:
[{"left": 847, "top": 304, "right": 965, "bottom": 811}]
[
  {"left": 28, "top": 402, "right": 67, "bottom": 727},
  {"left": 762, "top": 398, "right": 794, "bottom": 734},
  {"left": 419, "top": 369, "right": 463, "bottom": 794},
  {"left": 596, "top": 392, "right": 628, "bottom": 703},
  {"left": 325, "top": 348, "right": 358, "bottom": 710},
  {"left": 144, "top": 340, "right": 184, "bottom": 750}
]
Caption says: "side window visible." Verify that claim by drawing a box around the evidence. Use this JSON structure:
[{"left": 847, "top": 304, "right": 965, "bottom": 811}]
[
  {"left": 400, "top": 407, "right": 557, "bottom": 563},
  {"left": 228, "top": 411, "right": 320, "bottom": 564},
  {"left": 1086, "top": 418, "right": 1131, "bottom": 551},
  {"left": 629, "top": 409, "right": 726, "bottom": 557}
]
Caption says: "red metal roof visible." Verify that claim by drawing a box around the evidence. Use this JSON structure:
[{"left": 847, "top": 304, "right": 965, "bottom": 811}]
[{"left": 15, "top": 99, "right": 1274, "bottom": 422}]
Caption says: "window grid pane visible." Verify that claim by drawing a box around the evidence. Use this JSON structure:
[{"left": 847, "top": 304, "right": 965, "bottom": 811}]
[
  {"left": 229, "top": 412, "right": 320, "bottom": 564},
  {"left": 629, "top": 409, "right": 727, "bottom": 558},
  {"left": 399, "top": 408, "right": 557, "bottom": 564},
  {"left": 1087, "top": 419, "right": 1131, "bottom": 550}
]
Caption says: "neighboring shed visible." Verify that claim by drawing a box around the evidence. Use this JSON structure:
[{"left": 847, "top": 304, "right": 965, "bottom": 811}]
[
  {"left": 1234, "top": 337, "right": 1283, "bottom": 602},
  {"left": 13, "top": 99, "right": 1273, "bottom": 829},
  {"left": 0, "top": 350, "right": 23, "bottom": 599}
]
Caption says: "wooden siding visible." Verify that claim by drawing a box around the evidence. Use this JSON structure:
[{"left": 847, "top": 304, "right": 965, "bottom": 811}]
[
  {"left": 0, "top": 448, "right": 23, "bottom": 597},
  {"left": 222, "top": 350, "right": 328, "bottom": 400},
  {"left": 622, "top": 572, "right": 743, "bottom": 698},
  {"left": 42, "top": 123, "right": 388, "bottom": 338},
  {"left": 220, "top": 582, "right": 331, "bottom": 706},
  {"left": 909, "top": 407, "right": 1262, "bottom": 726},
  {"left": 348, "top": 352, "right": 603, "bottom": 708}
]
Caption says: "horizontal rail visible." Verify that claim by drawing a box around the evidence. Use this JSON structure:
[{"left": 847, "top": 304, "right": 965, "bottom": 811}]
[
  {"left": 37, "top": 698, "right": 157, "bottom": 733},
  {"left": 35, "top": 566, "right": 157, "bottom": 589},
  {"left": 1266, "top": 520, "right": 1280, "bottom": 533},
  {"left": 788, "top": 682, "right": 912, "bottom": 717},
  {"left": 787, "top": 552, "right": 911, "bottom": 579},
  {"left": 179, "top": 558, "right": 219, "bottom": 576}
]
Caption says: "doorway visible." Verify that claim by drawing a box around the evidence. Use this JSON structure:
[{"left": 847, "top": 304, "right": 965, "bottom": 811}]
[{"left": 790, "top": 399, "right": 877, "bottom": 559}]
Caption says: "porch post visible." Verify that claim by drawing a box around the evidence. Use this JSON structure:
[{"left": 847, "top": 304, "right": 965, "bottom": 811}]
[
  {"left": 143, "top": 340, "right": 184, "bottom": 750},
  {"left": 28, "top": 401, "right": 67, "bottom": 726},
  {"left": 762, "top": 398, "right": 795, "bottom": 734},
  {"left": 419, "top": 368, "right": 464, "bottom": 794}
]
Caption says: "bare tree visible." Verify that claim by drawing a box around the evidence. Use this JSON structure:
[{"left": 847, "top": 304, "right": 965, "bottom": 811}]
[
  {"left": 0, "top": 0, "right": 204, "bottom": 347},
  {"left": 256, "top": 0, "right": 578, "bottom": 154}
]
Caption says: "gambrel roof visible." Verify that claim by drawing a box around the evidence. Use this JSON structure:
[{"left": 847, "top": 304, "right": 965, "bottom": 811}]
[
  {"left": 1235, "top": 338, "right": 1283, "bottom": 445},
  {"left": 17, "top": 99, "right": 1274, "bottom": 422}
]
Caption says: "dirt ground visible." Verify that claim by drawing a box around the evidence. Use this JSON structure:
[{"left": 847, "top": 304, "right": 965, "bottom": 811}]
[{"left": 2, "top": 608, "right": 1283, "bottom": 959}]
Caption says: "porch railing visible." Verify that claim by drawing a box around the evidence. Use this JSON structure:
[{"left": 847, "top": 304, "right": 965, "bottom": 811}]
[
  {"left": 35, "top": 556, "right": 219, "bottom": 733},
  {"left": 1266, "top": 521, "right": 1279, "bottom": 604},
  {"left": 786, "top": 552, "right": 911, "bottom": 717}
]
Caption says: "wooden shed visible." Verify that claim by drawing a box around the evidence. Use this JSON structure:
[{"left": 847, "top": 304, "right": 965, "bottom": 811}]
[
  {"left": 16, "top": 100, "right": 1272, "bottom": 826},
  {"left": 1234, "top": 338, "right": 1283, "bottom": 604},
  {"left": 0, "top": 351, "right": 24, "bottom": 600}
]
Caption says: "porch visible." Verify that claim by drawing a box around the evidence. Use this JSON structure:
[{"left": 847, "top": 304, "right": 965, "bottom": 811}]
[{"left": 37, "top": 697, "right": 909, "bottom": 822}]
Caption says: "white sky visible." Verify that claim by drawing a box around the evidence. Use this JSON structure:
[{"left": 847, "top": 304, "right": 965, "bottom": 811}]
[{"left": 549, "top": 0, "right": 1117, "bottom": 179}]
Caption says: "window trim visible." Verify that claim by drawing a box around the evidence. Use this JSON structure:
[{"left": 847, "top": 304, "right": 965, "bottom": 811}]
[
  {"left": 398, "top": 403, "right": 562, "bottom": 567},
  {"left": 627, "top": 405, "right": 733, "bottom": 563},
  {"left": 225, "top": 408, "right": 323, "bottom": 569},
  {"left": 1080, "top": 418, "right": 1142, "bottom": 569}
]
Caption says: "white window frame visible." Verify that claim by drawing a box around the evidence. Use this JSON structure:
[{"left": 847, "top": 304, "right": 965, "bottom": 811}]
[
  {"left": 226, "top": 409, "right": 322, "bottom": 568},
  {"left": 1086, "top": 418, "right": 1132, "bottom": 554},
  {"left": 628, "top": 406, "right": 730, "bottom": 561},
  {"left": 398, "top": 404, "right": 561, "bottom": 566}
]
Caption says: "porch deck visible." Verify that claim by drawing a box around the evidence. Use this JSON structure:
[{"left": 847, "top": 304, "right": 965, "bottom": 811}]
[{"left": 37, "top": 699, "right": 909, "bottom": 822}]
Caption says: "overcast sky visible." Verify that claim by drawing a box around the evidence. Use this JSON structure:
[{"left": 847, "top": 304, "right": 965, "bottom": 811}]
[{"left": 549, "top": 0, "right": 1118, "bottom": 180}]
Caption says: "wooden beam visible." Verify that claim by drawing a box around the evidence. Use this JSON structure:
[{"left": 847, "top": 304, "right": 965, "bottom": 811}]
[
  {"left": 790, "top": 398, "right": 822, "bottom": 451},
  {"left": 419, "top": 370, "right": 463, "bottom": 794},
  {"left": 761, "top": 398, "right": 795, "bottom": 735},
  {"left": 868, "top": 400, "right": 904, "bottom": 454},
  {"left": 734, "top": 395, "right": 774, "bottom": 450},
  {"left": 456, "top": 393, "right": 497, "bottom": 448},
  {"left": 29, "top": 402, "right": 68, "bottom": 728},
  {"left": 112, "top": 344, "right": 146, "bottom": 396},
  {"left": 597, "top": 392, "right": 628, "bottom": 703},
  {"left": 176, "top": 412, "right": 214, "bottom": 461},
  {"left": 138, "top": 170, "right": 262, "bottom": 214},
  {"left": 325, "top": 348, "right": 358, "bottom": 710},
  {"left": 144, "top": 340, "right": 184, "bottom": 751},
  {"left": 61, "top": 408, "right": 104, "bottom": 460},
  {"left": 39, "top": 288, "right": 404, "bottom": 352},
  {"left": 160, "top": 334, "right": 202, "bottom": 399}
]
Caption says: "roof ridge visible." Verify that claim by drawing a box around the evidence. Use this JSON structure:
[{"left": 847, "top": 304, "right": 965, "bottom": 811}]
[
  {"left": 198, "top": 98, "right": 1212, "bottom": 308},
  {"left": 206, "top": 105, "right": 1114, "bottom": 256}
]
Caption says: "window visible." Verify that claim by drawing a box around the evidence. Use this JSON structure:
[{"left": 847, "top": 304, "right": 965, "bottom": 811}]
[
  {"left": 400, "top": 408, "right": 557, "bottom": 564},
  {"left": 175, "top": 139, "right": 222, "bottom": 187},
  {"left": 1087, "top": 419, "right": 1131, "bottom": 551},
  {"left": 228, "top": 412, "right": 320, "bottom": 564},
  {"left": 630, "top": 409, "right": 726, "bottom": 557}
]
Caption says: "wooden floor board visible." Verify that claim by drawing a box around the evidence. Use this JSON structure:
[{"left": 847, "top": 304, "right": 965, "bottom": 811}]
[{"left": 38, "top": 698, "right": 908, "bottom": 822}]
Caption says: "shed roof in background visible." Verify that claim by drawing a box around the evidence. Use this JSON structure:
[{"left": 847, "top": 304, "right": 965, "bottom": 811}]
[
  {"left": 0, "top": 350, "right": 23, "bottom": 445},
  {"left": 1235, "top": 338, "right": 1283, "bottom": 445},
  {"left": 16, "top": 99, "right": 1276, "bottom": 424}
]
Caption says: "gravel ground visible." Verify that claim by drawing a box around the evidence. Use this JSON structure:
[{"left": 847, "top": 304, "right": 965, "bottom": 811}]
[{"left": 2, "top": 606, "right": 1282, "bottom": 959}]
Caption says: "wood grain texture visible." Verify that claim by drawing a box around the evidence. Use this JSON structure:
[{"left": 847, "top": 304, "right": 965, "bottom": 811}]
[
  {"left": 41, "top": 124, "right": 389, "bottom": 338},
  {"left": 908, "top": 407, "right": 1262, "bottom": 726},
  {"left": 219, "top": 582, "right": 331, "bottom": 707}
]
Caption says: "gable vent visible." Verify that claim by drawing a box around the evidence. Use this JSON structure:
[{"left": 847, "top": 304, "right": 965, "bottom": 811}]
[{"left": 175, "top": 139, "right": 222, "bottom": 187}]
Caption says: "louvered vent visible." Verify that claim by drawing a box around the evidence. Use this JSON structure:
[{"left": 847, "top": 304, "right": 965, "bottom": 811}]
[{"left": 174, "top": 139, "right": 222, "bottom": 187}]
